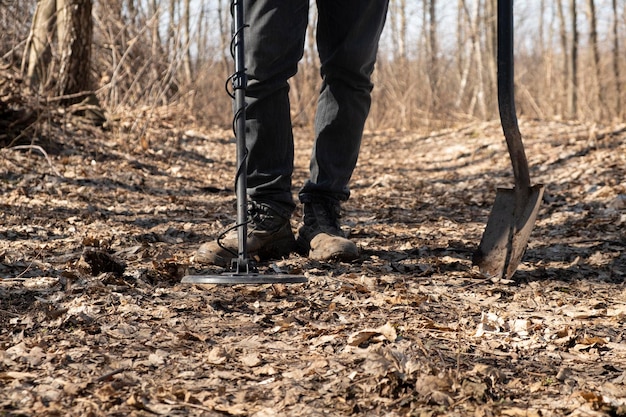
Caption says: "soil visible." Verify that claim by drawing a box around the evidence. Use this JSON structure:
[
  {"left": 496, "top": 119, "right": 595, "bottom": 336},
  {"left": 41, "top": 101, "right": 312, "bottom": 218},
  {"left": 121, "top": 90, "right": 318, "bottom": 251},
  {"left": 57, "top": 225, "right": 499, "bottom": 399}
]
[{"left": 1, "top": 95, "right": 625, "bottom": 416}]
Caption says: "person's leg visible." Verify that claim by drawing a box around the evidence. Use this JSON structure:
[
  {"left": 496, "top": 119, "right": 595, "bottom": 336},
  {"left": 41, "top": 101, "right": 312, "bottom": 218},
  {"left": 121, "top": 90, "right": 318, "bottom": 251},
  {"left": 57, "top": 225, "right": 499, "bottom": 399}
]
[
  {"left": 196, "top": 0, "right": 309, "bottom": 266},
  {"left": 298, "top": 0, "right": 388, "bottom": 261},
  {"left": 300, "top": 0, "right": 389, "bottom": 203},
  {"left": 245, "top": 0, "right": 309, "bottom": 212}
]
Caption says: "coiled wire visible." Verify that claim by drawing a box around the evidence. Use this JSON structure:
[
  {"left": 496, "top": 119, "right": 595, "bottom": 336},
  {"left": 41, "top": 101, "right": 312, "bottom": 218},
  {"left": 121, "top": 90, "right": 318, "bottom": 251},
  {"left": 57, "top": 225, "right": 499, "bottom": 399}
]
[{"left": 216, "top": 0, "right": 250, "bottom": 259}]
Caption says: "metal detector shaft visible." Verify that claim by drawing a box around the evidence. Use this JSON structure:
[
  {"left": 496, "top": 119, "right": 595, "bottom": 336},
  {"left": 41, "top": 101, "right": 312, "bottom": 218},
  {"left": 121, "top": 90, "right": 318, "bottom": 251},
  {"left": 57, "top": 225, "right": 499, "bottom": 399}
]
[{"left": 233, "top": 0, "right": 249, "bottom": 271}]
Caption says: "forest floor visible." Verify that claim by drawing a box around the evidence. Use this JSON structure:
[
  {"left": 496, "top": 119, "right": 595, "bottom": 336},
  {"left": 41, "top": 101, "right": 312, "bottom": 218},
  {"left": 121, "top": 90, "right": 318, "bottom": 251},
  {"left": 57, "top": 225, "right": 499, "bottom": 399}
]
[{"left": 1, "top": 96, "right": 625, "bottom": 416}]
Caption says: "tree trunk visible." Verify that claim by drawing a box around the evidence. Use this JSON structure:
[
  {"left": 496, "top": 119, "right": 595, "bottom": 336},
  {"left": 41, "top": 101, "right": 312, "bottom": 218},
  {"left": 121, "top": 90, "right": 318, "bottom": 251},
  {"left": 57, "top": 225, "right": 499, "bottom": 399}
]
[
  {"left": 461, "top": 0, "right": 486, "bottom": 119},
  {"left": 390, "top": 0, "right": 407, "bottom": 61},
  {"left": 455, "top": 0, "right": 471, "bottom": 110},
  {"left": 56, "top": 0, "right": 93, "bottom": 102},
  {"left": 22, "top": 0, "right": 103, "bottom": 124},
  {"left": 612, "top": 0, "right": 622, "bottom": 118},
  {"left": 150, "top": 0, "right": 162, "bottom": 83},
  {"left": 556, "top": 0, "right": 569, "bottom": 118},
  {"left": 587, "top": 0, "right": 602, "bottom": 119},
  {"left": 485, "top": 0, "right": 496, "bottom": 112},
  {"left": 23, "top": 0, "right": 93, "bottom": 100},
  {"left": 428, "top": 0, "right": 438, "bottom": 106},
  {"left": 568, "top": 0, "right": 578, "bottom": 118},
  {"left": 23, "top": 0, "right": 57, "bottom": 92},
  {"left": 182, "top": 0, "right": 192, "bottom": 83}
]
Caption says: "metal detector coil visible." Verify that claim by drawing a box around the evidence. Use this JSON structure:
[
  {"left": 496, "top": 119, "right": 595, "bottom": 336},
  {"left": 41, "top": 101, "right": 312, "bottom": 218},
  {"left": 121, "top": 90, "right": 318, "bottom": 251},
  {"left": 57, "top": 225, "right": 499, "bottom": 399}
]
[{"left": 181, "top": 273, "right": 307, "bottom": 285}]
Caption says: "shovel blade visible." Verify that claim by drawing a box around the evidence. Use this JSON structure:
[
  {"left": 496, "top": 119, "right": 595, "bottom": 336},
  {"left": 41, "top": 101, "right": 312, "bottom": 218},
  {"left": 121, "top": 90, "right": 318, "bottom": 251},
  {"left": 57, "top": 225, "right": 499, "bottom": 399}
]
[{"left": 473, "top": 184, "right": 544, "bottom": 279}]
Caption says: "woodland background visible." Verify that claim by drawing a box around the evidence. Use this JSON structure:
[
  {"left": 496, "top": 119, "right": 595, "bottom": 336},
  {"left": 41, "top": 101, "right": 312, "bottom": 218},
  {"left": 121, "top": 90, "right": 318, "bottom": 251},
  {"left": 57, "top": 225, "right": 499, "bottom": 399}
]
[{"left": 2, "top": 0, "right": 626, "bottom": 132}]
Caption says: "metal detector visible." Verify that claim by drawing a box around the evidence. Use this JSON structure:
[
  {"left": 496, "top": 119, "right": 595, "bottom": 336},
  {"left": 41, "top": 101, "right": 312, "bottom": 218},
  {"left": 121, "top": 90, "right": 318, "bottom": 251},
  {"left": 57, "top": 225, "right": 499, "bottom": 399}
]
[{"left": 182, "top": 0, "right": 306, "bottom": 285}]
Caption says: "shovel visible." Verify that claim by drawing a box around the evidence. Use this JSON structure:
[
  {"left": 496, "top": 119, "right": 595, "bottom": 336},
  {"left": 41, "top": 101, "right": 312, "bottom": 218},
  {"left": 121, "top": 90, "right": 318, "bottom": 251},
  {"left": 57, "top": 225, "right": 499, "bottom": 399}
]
[{"left": 472, "top": 0, "right": 544, "bottom": 279}]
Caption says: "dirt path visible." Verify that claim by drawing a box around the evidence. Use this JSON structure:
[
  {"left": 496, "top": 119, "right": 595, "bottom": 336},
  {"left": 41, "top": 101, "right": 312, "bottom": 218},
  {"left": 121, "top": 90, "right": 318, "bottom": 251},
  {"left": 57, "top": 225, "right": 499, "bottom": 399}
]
[{"left": 1, "top": 115, "right": 625, "bottom": 416}]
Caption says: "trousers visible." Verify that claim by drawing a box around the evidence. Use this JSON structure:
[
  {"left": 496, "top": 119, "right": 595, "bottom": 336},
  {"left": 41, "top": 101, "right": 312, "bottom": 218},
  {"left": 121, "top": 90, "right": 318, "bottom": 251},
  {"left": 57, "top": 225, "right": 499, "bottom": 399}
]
[{"left": 242, "top": 0, "right": 389, "bottom": 212}]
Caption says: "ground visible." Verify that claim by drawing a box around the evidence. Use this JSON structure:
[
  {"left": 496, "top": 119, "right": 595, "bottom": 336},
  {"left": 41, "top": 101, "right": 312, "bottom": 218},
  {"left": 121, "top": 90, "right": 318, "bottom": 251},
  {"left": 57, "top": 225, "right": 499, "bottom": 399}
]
[{"left": 0, "top": 103, "right": 625, "bottom": 416}]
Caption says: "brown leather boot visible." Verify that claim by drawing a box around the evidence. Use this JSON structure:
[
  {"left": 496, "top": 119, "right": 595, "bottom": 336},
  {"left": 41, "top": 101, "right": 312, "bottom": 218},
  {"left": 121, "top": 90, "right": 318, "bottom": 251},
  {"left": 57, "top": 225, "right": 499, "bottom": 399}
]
[
  {"left": 195, "top": 201, "right": 295, "bottom": 267},
  {"left": 297, "top": 200, "right": 358, "bottom": 262}
]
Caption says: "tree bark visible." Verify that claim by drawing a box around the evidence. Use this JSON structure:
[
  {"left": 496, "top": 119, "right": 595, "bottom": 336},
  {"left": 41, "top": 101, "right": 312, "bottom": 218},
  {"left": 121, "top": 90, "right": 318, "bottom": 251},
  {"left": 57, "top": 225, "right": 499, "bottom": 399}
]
[
  {"left": 587, "top": 0, "right": 602, "bottom": 119},
  {"left": 556, "top": 0, "right": 569, "bottom": 117},
  {"left": 611, "top": 0, "right": 622, "bottom": 117},
  {"left": 568, "top": 0, "right": 578, "bottom": 118},
  {"left": 22, "top": 0, "right": 103, "bottom": 124},
  {"left": 168, "top": 0, "right": 176, "bottom": 58},
  {"left": 23, "top": 0, "right": 57, "bottom": 92},
  {"left": 428, "top": 0, "right": 438, "bottom": 105},
  {"left": 182, "top": 0, "right": 192, "bottom": 83},
  {"left": 150, "top": 0, "right": 162, "bottom": 83},
  {"left": 56, "top": 0, "right": 93, "bottom": 102},
  {"left": 23, "top": 0, "right": 93, "bottom": 101},
  {"left": 390, "top": 0, "right": 407, "bottom": 61}
]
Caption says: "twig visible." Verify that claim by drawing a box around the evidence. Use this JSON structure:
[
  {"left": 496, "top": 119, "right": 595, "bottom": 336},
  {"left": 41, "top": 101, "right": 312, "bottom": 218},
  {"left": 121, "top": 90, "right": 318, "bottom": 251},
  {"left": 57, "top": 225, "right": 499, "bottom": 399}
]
[
  {"left": 0, "top": 309, "right": 19, "bottom": 317},
  {"left": 5, "top": 245, "right": 47, "bottom": 281},
  {"left": 1, "top": 39, "right": 26, "bottom": 63},
  {"left": 8, "top": 144, "right": 62, "bottom": 176},
  {"left": 94, "top": 367, "right": 128, "bottom": 383},
  {"left": 171, "top": 401, "right": 215, "bottom": 413},
  {"left": 44, "top": 90, "right": 95, "bottom": 103}
]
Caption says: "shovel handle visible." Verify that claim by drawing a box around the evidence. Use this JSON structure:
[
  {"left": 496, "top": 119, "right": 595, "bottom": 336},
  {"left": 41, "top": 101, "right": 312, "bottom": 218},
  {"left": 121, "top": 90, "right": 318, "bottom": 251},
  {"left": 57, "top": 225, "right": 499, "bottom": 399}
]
[{"left": 498, "top": 0, "right": 531, "bottom": 190}]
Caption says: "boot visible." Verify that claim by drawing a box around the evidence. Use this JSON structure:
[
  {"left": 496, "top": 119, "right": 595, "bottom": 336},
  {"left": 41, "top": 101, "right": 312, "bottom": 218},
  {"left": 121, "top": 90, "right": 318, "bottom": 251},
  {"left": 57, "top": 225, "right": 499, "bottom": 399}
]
[
  {"left": 297, "top": 200, "right": 358, "bottom": 261},
  {"left": 195, "top": 201, "right": 295, "bottom": 267}
]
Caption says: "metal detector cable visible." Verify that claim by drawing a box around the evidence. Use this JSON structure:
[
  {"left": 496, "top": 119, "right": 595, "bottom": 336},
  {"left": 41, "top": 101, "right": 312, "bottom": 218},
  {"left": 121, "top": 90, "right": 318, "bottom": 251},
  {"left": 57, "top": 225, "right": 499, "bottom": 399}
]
[{"left": 216, "top": 1, "right": 250, "bottom": 258}]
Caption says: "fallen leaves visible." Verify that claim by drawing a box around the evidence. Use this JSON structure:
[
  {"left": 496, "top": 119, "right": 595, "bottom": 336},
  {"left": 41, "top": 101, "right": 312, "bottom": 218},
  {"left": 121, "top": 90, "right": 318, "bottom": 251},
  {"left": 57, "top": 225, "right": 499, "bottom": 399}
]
[
  {"left": 0, "top": 371, "right": 38, "bottom": 381},
  {"left": 347, "top": 322, "right": 398, "bottom": 347},
  {"left": 500, "top": 407, "right": 542, "bottom": 417},
  {"left": 1, "top": 120, "right": 626, "bottom": 415},
  {"left": 415, "top": 374, "right": 455, "bottom": 406}
]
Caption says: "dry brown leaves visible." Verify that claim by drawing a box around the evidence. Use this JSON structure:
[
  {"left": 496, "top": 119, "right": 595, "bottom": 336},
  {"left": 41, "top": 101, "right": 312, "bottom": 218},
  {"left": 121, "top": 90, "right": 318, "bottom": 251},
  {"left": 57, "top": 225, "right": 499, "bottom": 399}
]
[{"left": 1, "top": 105, "right": 625, "bottom": 416}]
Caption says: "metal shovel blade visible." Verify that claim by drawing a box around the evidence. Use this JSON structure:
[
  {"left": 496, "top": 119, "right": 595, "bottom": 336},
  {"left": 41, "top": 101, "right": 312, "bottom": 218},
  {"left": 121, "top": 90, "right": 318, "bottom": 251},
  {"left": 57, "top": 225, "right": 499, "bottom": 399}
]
[
  {"left": 472, "top": 0, "right": 544, "bottom": 279},
  {"left": 473, "top": 185, "right": 543, "bottom": 279}
]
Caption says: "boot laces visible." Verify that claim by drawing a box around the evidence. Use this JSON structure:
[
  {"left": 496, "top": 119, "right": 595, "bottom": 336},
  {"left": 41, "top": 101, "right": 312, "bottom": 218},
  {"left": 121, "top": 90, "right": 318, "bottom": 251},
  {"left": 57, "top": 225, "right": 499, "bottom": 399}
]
[
  {"left": 247, "top": 201, "right": 288, "bottom": 231},
  {"left": 309, "top": 201, "right": 342, "bottom": 233}
]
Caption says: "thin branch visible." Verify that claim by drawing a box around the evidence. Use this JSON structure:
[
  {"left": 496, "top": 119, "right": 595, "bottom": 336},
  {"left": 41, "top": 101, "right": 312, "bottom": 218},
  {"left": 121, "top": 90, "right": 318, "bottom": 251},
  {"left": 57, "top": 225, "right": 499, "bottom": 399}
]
[{"left": 8, "top": 144, "right": 62, "bottom": 176}]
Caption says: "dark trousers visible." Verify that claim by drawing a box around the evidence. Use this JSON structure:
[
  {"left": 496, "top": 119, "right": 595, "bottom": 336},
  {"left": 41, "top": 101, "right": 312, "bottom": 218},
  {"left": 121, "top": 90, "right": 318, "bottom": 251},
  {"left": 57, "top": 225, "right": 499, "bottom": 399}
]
[{"left": 243, "top": 0, "right": 389, "bottom": 212}]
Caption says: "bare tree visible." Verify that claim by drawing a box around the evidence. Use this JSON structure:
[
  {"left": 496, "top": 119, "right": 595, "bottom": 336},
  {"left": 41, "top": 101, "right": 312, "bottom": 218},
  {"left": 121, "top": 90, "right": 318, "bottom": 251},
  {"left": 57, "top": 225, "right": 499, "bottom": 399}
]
[
  {"left": 586, "top": 0, "right": 602, "bottom": 119},
  {"left": 458, "top": 0, "right": 487, "bottom": 119},
  {"left": 484, "top": 0, "right": 496, "bottom": 112},
  {"left": 182, "top": 0, "right": 192, "bottom": 83},
  {"left": 389, "top": 0, "right": 407, "bottom": 60},
  {"left": 22, "top": 0, "right": 57, "bottom": 91},
  {"left": 556, "top": 0, "right": 569, "bottom": 118},
  {"left": 455, "top": 0, "right": 469, "bottom": 109},
  {"left": 539, "top": 0, "right": 545, "bottom": 56},
  {"left": 13, "top": 0, "right": 626, "bottom": 131},
  {"left": 612, "top": 0, "right": 622, "bottom": 117},
  {"left": 427, "top": 0, "right": 438, "bottom": 107},
  {"left": 568, "top": 0, "right": 578, "bottom": 118},
  {"left": 22, "top": 0, "right": 103, "bottom": 123},
  {"left": 168, "top": 0, "right": 176, "bottom": 58},
  {"left": 56, "top": 0, "right": 93, "bottom": 101},
  {"left": 150, "top": 0, "right": 162, "bottom": 83}
]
